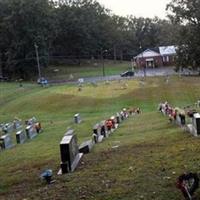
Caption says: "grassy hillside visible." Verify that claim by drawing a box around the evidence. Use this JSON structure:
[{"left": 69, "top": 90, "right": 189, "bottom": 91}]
[{"left": 0, "top": 76, "right": 200, "bottom": 199}]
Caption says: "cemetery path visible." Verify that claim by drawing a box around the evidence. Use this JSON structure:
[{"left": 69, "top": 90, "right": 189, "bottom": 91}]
[{"left": 48, "top": 67, "right": 177, "bottom": 84}]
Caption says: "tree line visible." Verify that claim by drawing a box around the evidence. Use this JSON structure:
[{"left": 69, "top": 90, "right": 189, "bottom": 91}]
[{"left": 0, "top": 0, "right": 194, "bottom": 79}]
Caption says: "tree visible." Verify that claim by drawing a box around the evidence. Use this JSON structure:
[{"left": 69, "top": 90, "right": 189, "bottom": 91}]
[
  {"left": 0, "top": 0, "right": 56, "bottom": 78},
  {"left": 167, "top": 0, "right": 200, "bottom": 70}
]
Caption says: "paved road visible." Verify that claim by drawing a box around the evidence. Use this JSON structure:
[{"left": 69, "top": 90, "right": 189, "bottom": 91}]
[
  {"left": 83, "top": 67, "right": 176, "bottom": 83},
  {"left": 48, "top": 67, "right": 177, "bottom": 84}
]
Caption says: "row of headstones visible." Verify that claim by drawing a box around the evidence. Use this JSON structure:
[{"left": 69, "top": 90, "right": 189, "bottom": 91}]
[
  {"left": 59, "top": 108, "right": 141, "bottom": 174},
  {"left": 0, "top": 117, "right": 42, "bottom": 150},
  {"left": 0, "top": 119, "right": 23, "bottom": 134},
  {"left": 158, "top": 102, "right": 200, "bottom": 137}
]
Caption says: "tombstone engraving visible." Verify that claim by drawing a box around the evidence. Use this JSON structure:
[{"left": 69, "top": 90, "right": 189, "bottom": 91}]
[
  {"left": 79, "top": 140, "right": 94, "bottom": 154},
  {"left": 16, "top": 130, "right": 27, "bottom": 144},
  {"left": 0, "top": 134, "right": 14, "bottom": 149},
  {"left": 193, "top": 113, "right": 200, "bottom": 135},
  {"left": 93, "top": 124, "right": 104, "bottom": 143},
  {"left": 74, "top": 113, "right": 81, "bottom": 124},
  {"left": 26, "top": 125, "right": 37, "bottom": 139},
  {"left": 59, "top": 133, "right": 83, "bottom": 174}
]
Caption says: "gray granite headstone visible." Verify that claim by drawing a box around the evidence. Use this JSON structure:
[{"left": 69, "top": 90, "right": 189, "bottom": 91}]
[
  {"left": 59, "top": 133, "right": 83, "bottom": 174},
  {"left": 120, "top": 111, "right": 125, "bottom": 121},
  {"left": 14, "top": 120, "right": 22, "bottom": 130},
  {"left": 93, "top": 124, "right": 104, "bottom": 143},
  {"left": 100, "top": 120, "right": 109, "bottom": 138},
  {"left": 176, "top": 115, "right": 182, "bottom": 126},
  {"left": 186, "top": 124, "right": 196, "bottom": 136},
  {"left": 2, "top": 123, "right": 14, "bottom": 134},
  {"left": 26, "top": 117, "right": 37, "bottom": 125},
  {"left": 64, "top": 129, "right": 75, "bottom": 136},
  {"left": 16, "top": 130, "right": 27, "bottom": 144},
  {"left": 26, "top": 125, "right": 37, "bottom": 139},
  {"left": 0, "top": 134, "right": 14, "bottom": 149},
  {"left": 116, "top": 113, "right": 122, "bottom": 124},
  {"left": 193, "top": 113, "right": 200, "bottom": 135},
  {"left": 74, "top": 113, "right": 81, "bottom": 124}
]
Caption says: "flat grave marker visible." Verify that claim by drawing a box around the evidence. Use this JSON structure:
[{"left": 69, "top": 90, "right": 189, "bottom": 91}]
[{"left": 79, "top": 139, "right": 94, "bottom": 154}]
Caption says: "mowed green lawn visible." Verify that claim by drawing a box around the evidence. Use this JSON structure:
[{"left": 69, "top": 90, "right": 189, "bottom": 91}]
[
  {"left": 1, "top": 76, "right": 200, "bottom": 200},
  {"left": 43, "top": 61, "right": 131, "bottom": 80}
]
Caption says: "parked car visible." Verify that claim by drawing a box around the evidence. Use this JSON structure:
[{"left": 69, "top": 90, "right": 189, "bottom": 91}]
[
  {"left": 120, "top": 71, "right": 134, "bottom": 77},
  {"left": 37, "top": 77, "right": 48, "bottom": 85}
]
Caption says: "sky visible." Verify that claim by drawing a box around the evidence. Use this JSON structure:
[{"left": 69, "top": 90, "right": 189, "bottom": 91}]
[{"left": 97, "top": 0, "right": 171, "bottom": 19}]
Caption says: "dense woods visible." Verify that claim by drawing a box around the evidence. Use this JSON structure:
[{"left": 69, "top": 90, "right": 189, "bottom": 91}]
[
  {"left": 0, "top": 0, "right": 197, "bottom": 78},
  {"left": 167, "top": 0, "right": 200, "bottom": 71}
]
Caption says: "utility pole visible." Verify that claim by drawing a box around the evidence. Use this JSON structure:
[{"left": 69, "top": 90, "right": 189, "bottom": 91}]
[
  {"left": 140, "top": 44, "right": 146, "bottom": 78},
  {"left": 101, "top": 49, "right": 107, "bottom": 77},
  {"left": 34, "top": 43, "right": 41, "bottom": 79}
]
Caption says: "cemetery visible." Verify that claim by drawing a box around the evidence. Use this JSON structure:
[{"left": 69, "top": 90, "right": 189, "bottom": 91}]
[
  {"left": 158, "top": 101, "right": 200, "bottom": 137},
  {"left": 0, "top": 117, "right": 42, "bottom": 150},
  {"left": 1, "top": 77, "right": 200, "bottom": 199}
]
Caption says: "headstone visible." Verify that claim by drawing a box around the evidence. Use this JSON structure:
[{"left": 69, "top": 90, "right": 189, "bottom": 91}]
[
  {"left": 192, "top": 113, "right": 200, "bottom": 135},
  {"left": 64, "top": 129, "right": 75, "bottom": 136},
  {"left": 179, "top": 114, "right": 186, "bottom": 125},
  {"left": 0, "top": 134, "right": 14, "bottom": 149},
  {"left": 116, "top": 113, "right": 122, "bottom": 124},
  {"left": 79, "top": 140, "right": 94, "bottom": 154},
  {"left": 26, "top": 117, "right": 37, "bottom": 125},
  {"left": 13, "top": 119, "right": 22, "bottom": 130},
  {"left": 16, "top": 130, "right": 27, "bottom": 144},
  {"left": 26, "top": 125, "right": 37, "bottom": 139},
  {"left": 100, "top": 121, "right": 108, "bottom": 138},
  {"left": 123, "top": 108, "right": 129, "bottom": 118},
  {"left": 120, "top": 111, "right": 125, "bottom": 121},
  {"left": 176, "top": 113, "right": 186, "bottom": 126},
  {"left": 93, "top": 124, "right": 104, "bottom": 143},
  {"left": 176, "top": 115, "right": 182, "bottom": 126},
  {"left": 59, "top": 133, "right": 83, "bottom": 174},
  {"left": 2, "top": 123, "right": 14, "bottom": 134},
  {"left": 110, "top": 116, "right": 118, "bottom": 129},
  {"left": 197, "top": 100, "right": 200, "bottom": 108},
  {"left": 74, "top": 113, "right": 81, "bottom": 124},
  {"left": 186, "top": 124, "right": 196, "bottom": 136}
]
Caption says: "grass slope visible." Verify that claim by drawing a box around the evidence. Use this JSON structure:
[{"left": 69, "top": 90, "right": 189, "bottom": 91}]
[{"left": 0, "top": 76, "right": 200, "bottom": 199}]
